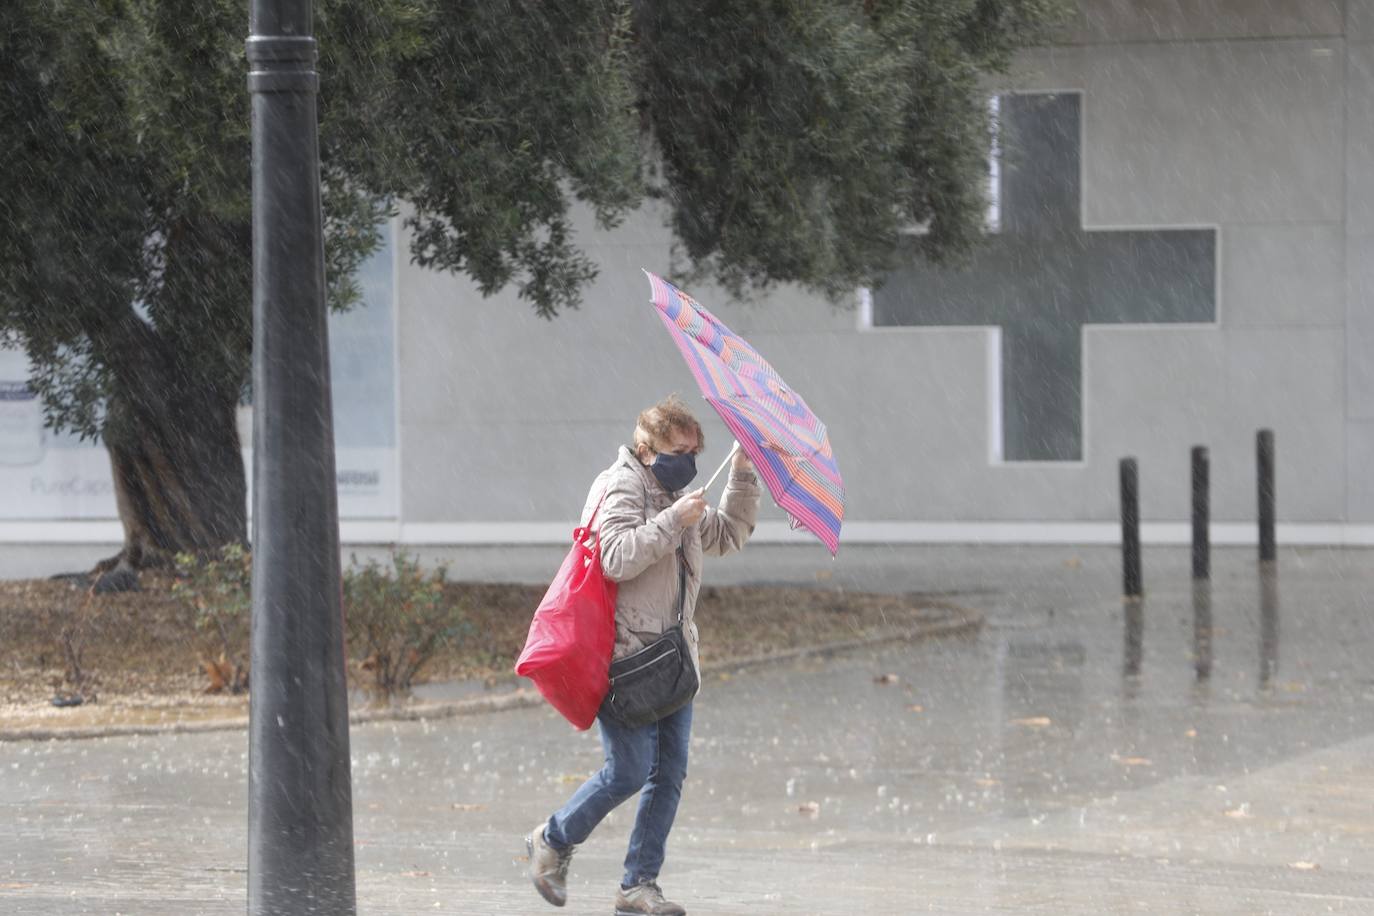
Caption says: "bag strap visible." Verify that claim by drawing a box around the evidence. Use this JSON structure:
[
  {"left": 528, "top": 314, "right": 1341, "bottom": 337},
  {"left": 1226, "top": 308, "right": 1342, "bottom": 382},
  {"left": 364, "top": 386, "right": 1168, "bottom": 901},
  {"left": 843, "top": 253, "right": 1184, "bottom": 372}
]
[
  {"left": 585, "top": 485, "right": 611, "bottom": 532},
  {"left": 674, "top": 542, "right": 688, "bottom": 623}
]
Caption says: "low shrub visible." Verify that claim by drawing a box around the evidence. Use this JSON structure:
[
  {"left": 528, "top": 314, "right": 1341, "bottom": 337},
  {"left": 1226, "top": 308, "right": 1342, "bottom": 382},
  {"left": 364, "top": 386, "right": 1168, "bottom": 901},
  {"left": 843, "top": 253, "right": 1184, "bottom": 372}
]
[
  {"left": 172, "top": 543, "right": 251, "bottom": 693},
  {"left": 344, "top": 551, "right": 470, "bottom": 697},
  {"left": 171, "top": 546, "right": 468, "bottom": 697},
  {"left": 52, "top": 584, "right": 100, "bottom": 703}
]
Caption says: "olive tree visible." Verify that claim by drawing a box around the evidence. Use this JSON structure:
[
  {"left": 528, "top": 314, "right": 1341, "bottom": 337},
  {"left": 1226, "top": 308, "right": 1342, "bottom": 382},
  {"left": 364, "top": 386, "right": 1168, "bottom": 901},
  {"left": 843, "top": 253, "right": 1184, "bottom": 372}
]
[{"left": 0, "top": 0, "right": 1064, "bottom": 580}]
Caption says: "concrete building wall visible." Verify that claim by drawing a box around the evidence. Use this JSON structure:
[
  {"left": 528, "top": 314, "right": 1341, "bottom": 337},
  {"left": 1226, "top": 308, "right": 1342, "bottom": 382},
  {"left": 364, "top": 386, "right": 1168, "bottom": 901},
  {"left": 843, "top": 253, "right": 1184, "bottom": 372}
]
[
  {"left": 1346, "top": 3, "right": 1374, "bottom": 522},
  {"left": 392, "top": 2, "right": 1371, "bottom": 543}
]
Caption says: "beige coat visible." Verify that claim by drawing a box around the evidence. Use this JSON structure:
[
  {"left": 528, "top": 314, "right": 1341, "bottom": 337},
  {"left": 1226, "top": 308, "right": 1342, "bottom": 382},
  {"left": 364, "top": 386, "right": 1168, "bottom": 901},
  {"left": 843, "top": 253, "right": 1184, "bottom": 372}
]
[{"left": 580, "top": 445, "right": 761, "bottom": 672}]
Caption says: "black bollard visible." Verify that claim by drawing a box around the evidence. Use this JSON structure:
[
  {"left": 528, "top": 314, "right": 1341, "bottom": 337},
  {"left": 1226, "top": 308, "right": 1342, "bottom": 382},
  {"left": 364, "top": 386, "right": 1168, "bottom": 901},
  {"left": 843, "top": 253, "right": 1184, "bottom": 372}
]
[
  {"left": 1124, "top": 598, "right": 1144, "bottom": 678},
  {"left": 1257, "top": 429, "right": 1276, "bottom": 563},
  {"left": 1120, "top": 458, "right": 1142, "bottom": 599},
  {"left": 246, "top": 1, "right": 357, "bottom": 912},
  {"left": 1260, "top": 562, "right": 1280, "bottom": 688},
  {"left": 1191, "top": 446, "right": 1210, "bottom": 580},
  {"left": 1192, "top": 579, "right": 1213, "bottom": 681}
]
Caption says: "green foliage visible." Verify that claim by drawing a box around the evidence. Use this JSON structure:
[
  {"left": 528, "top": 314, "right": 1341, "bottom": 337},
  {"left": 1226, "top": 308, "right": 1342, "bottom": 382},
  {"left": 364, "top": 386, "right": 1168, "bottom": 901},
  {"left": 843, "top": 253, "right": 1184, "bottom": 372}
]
[
  {"left": 56, "top": 586, "right": 101, "bottom": 701},
  {"left": 168, "top": 545, "right": 468, "bottom": 695},
  {"left": 0, "top": 0, "right": 390, "bottom": 442},
  {"left": 1, "top": 0, "right": 1068, "bottom": 444},
  {"left": 642, "top": 0, "right": 1069, "bottom": 299},
  {"left": 343, "top": 552, "right": 470, "bottom": 696},
  {"left": 172, "top": 543, "right": 252, "bottom": 692},
  {"left": 360, "top": 0, "right": 645, "bottom": 315}
]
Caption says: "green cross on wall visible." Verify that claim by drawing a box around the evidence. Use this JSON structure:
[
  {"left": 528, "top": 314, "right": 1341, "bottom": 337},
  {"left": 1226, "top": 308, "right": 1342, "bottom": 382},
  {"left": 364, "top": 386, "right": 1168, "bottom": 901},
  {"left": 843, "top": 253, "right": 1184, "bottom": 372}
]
[{"left": 874, "top": 93, "right": 1217, "bottom": 462}]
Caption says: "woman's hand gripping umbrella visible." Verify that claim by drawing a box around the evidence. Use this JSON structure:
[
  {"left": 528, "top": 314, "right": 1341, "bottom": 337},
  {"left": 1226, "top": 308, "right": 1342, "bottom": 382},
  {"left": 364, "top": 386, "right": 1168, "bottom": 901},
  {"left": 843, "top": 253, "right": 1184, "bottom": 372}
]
[{"left": 643, "top": 271, "right": 844, "bottom": 554}]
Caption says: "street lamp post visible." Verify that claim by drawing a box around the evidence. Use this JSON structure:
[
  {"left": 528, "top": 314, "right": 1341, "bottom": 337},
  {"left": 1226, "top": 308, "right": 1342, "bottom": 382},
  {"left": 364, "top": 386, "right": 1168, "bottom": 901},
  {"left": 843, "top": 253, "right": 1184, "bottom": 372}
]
[{"left": 246, "top": 1, "right": 357, "bottom": 913}]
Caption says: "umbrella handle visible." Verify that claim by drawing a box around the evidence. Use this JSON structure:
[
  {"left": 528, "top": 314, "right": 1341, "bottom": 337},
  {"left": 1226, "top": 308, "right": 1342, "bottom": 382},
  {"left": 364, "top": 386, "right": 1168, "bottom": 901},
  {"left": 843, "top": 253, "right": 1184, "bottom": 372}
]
[{"left": 702, "top": 441, "right": 742, "bottom": 495}]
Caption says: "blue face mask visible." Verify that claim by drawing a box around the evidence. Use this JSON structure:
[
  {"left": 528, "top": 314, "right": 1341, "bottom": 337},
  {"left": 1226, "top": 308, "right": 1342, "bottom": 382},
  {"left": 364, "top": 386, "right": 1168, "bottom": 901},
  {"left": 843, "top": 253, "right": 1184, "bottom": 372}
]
[{"left": 649, "top": 451, "right": 697, "bottom": 492}]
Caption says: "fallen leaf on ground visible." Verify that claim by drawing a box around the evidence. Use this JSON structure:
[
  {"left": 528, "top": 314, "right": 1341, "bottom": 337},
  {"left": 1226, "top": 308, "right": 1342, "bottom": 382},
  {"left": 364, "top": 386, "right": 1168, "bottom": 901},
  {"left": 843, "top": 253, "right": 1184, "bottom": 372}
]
[
  {"left": 798, "top": 801, "right": 820, "bottom": 817},
  {"left": 450, "top": 803, "right": 485, "bottom": 811},
  {"left": 1289, "top": 861, "right": 1320, "bottom": 871},
  {"left": 974, "top": 778, "right": 1001, "bottom": 787},
  {"left": 874, "top": 673, "right": 899, "bottom": 685},
  {"left": 1224, "top": 804, "right": 1252, "bottom": 819},
  {"left": 1112, "top": 755, "right": 1153, "bottom": 767},
  {"left": 907, "top": 704, "right": 924, "bottom": 713},
  {"left": 1009, "top": 717, "right": 1052, "bottom": 728},
  {"left": 402, "top": 870, "right": 432, "bottom": 878},
  {"left": 1185, "top": 728, "right": 1198, "bottom": 738}
]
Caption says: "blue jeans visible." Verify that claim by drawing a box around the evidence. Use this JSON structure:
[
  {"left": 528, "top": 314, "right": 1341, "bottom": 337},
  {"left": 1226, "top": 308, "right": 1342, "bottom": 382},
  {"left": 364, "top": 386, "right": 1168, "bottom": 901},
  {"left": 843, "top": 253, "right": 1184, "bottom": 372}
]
[{"left": 545, "top": 702, "right": 693, "bottom": 888}]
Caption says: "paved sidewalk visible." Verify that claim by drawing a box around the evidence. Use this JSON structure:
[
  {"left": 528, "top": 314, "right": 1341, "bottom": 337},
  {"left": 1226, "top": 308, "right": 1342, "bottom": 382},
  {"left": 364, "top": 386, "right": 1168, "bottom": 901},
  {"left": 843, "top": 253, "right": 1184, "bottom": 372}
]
[{"left": 2, "top": 545, "right": 1373, "bottom": 914}]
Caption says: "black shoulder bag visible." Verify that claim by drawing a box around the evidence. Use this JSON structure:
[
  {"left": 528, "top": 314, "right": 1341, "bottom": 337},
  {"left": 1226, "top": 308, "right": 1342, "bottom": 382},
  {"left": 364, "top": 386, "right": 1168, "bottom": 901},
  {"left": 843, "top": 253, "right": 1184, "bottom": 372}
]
[{"left": 599, "top": 544, "right": 699, "bottom": 728}]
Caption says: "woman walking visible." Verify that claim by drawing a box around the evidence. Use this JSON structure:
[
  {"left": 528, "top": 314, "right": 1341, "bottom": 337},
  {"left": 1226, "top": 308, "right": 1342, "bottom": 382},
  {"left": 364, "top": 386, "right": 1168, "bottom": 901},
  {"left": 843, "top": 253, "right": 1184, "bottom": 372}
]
[{"left": 526, "top": 395, "right": 760, "bottom": 915}]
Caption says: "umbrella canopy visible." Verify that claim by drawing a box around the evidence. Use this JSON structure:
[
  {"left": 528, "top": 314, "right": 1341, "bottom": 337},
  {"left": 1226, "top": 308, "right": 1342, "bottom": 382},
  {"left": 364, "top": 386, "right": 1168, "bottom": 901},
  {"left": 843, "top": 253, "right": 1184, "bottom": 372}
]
[{"left": 644, "top": 270, "right": 844, "bottom": 555}]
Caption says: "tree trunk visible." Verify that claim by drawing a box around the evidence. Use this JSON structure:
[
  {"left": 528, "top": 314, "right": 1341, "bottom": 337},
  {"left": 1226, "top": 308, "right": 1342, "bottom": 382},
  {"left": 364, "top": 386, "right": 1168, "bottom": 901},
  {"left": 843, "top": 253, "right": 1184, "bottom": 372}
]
[{"left": 98, "top": 333, "right": 248, "bottom": 578}]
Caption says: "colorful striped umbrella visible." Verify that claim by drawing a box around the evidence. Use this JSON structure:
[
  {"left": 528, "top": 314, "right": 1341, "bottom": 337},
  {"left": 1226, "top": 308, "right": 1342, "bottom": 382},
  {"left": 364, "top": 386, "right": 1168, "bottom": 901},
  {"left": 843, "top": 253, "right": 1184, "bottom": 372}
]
[{"left": 644, "top": 270, "right": 844, "bottom": 554}]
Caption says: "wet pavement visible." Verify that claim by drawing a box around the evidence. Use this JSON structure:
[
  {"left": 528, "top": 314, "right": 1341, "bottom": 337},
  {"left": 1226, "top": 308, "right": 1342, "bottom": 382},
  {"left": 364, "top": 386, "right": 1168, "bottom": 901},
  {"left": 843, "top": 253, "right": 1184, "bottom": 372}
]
[{"left": 2, "top": 544, "right": 1374, "bottom": 914}]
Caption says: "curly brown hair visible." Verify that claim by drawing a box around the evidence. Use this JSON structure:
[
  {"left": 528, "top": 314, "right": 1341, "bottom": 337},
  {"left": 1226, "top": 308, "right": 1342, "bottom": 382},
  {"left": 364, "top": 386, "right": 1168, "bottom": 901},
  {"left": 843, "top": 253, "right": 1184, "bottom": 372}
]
[{"left": 633, "top": 395, "right": 704, "bottom": 456}]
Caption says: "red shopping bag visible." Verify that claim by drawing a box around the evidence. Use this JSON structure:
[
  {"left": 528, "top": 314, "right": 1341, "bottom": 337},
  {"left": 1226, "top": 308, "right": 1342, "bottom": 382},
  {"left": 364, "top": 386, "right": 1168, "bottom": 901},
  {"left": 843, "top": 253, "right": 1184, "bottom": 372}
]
[{"left": 514, "top": 495, "right": 617, "bottom": 730}]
